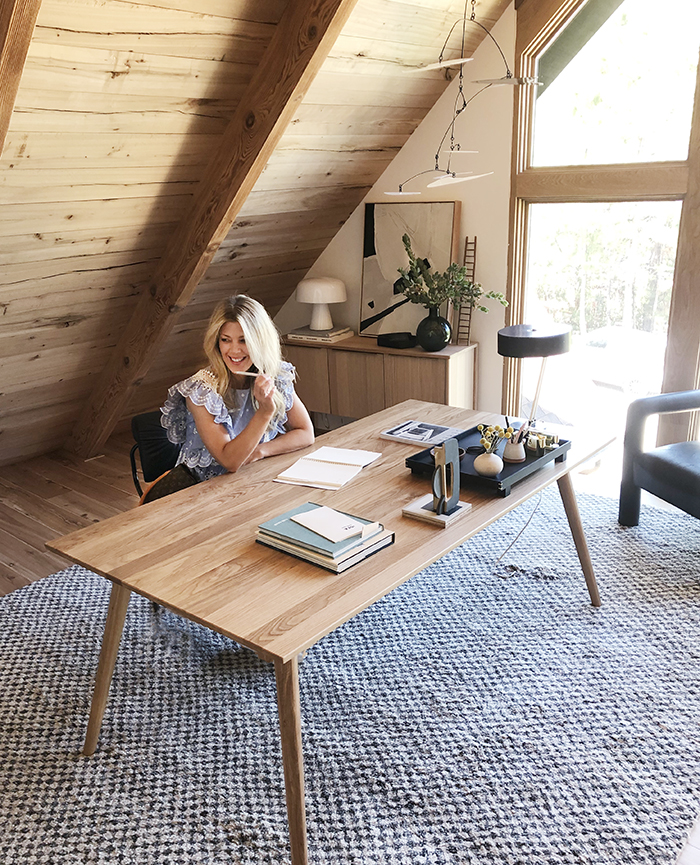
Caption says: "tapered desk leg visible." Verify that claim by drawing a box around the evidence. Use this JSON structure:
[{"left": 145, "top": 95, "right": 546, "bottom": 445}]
[
  {"left": 274, "top": 656, "right": 308, "bottom": 865},
  {"left": 556, "top": 472, "right": 601, "bottom": 607},
  {"left": 83, "top": 581, "right": 132, "bottom": 755}
]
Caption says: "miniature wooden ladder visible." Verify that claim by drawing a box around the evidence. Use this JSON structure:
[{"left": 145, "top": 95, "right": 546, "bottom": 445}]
[{"left": 454, "top": 236, "right": 477, "bottom": 345}]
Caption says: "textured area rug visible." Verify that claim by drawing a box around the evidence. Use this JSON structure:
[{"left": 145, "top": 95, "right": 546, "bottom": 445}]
[{"left": 1, "top": 489, "right": 699, "bottom": 865}]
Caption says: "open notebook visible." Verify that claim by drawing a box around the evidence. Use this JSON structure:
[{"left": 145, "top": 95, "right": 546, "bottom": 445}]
[{"left": 274, "top": 446, "right": 381, "bottom": 490}]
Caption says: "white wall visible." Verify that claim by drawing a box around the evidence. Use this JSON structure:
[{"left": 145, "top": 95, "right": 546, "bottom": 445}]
[{"left": 275, "top": 3, "right": 515, "bottom": 413}]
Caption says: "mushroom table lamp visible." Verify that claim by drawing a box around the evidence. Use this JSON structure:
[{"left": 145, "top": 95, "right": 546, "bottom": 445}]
[
  {"left": 295, "top": 277, "right": 347, "bottom": 331},
  {"left": 497, "top": 323, "right": 571, "bottom": 424}
]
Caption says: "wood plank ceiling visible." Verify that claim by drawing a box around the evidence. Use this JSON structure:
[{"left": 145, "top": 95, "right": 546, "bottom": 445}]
[{"left": 0, "top": 0, "right": 509, "bottom": 465}]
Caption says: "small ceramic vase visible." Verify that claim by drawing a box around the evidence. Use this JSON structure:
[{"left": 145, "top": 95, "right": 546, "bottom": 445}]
[
  {"left": 473, "top": 451, "right": 503, "bottom": 477},
  {"left": 503, "top": 441, "right": 527, "bottom": 463}
]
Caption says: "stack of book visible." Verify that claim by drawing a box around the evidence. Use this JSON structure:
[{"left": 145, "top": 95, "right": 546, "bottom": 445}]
[
  {"left": 285, "top": 325, "right": 354, "bottom": 344},
  {"left": 256, "top": 502, "right": 394, "bottom": 573}
]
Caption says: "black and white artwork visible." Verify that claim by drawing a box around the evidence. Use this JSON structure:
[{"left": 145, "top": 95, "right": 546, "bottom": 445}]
[{"left": 359, "top": 201, "right": 457, "bottom": 337}]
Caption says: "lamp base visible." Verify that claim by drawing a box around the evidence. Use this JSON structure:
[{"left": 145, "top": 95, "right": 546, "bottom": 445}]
[{"left": 308, "top": 303, "right": 333, "bottom": 331}]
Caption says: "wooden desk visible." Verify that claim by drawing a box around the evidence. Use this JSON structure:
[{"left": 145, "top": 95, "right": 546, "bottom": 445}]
[{"left": 47, "top": 400, "right": 610, "bottom": 865}]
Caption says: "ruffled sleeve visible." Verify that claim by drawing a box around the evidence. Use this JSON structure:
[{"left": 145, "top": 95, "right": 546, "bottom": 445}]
[
  {"left": 160, "top": 369, "right": 229, "bottom": 444},
  {"left": 275, "top": 361, "right": 296, "bottom": 422},
  {"left": 159, "top": 362, "right": 298, "bottom": 480},
  {"left": 160, "top": 369, "right": 232, "bottom": 478}
]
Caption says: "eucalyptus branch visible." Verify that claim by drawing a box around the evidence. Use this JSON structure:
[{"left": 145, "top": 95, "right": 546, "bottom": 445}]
[{"left": 397, "top": 234, "right": 509, "bottom": 312}]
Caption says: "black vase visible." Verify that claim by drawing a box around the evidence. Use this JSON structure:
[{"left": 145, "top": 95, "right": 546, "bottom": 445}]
[{"left": 416, "top": 306, "right": 451, "bottom": 352}]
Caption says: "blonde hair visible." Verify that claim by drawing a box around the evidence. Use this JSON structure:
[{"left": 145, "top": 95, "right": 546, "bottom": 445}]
[{"left": 203, "top": 295, "right": 293, "bottom": 425}]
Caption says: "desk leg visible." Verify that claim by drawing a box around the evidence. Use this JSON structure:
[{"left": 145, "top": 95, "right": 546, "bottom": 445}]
[
  {"left": 556, "top": 472, "right": 601, "bottom": 607},
  {"left": 274, "top": 656, "right": 308, "bottom": 865},
  {"left": 83, "top": 582, "right": 132, "bottom": 756}
]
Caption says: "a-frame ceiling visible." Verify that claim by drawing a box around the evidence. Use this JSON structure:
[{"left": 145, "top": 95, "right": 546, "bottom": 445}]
[{"left": 0, "top": 0, "right": 510, "bottom": 464}]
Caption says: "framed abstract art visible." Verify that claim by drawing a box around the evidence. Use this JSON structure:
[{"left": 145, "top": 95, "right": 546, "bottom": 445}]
[{"left": 359, "top": 201, "right": 460, "bottom": 337}]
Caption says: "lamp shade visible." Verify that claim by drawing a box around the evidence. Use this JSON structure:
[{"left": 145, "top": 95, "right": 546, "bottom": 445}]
[
  {"left": 295, "top": 277, "right": 347, "bottom": 331},
  {"left": 295, "top": 277, "right": 346, "bottom": 305},
  {"left": 497, "top": 324, "right": 571, "bottom": 359}
]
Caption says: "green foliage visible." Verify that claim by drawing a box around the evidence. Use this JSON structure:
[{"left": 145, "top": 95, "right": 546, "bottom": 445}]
[
  {"left": 528, "top": 203, "right": 677, "bottom": 338},
  {"left": 396, "top": 234, "right": 508, "bottom": 312}
]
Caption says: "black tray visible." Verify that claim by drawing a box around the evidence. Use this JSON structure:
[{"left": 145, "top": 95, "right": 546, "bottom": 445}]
[{"left": 405, "top": 423, "right": 571, "bottom": 497}]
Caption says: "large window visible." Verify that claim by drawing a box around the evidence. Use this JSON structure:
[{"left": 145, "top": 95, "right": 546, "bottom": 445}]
[
  {"left": 508, "top": 0, "right": 700, "bottom": 486},
  {"left": 532, "top": 0, "right": 700, "bottom": 166},
  {"left": 522, "top": 201, "right": 681, "bottom": 438}
]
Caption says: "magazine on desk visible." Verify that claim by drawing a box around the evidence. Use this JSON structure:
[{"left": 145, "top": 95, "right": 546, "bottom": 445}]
[{"left": 379, "top": 419, "right": 468, "bottom": 447}]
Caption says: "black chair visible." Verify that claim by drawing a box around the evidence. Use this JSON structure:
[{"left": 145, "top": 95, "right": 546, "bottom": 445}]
[
  {"left": 129, "top": 411, "right": 181, "bottom": 497},
  {"left": 618, "top": 390, "right": 700, "bottom": 526}
]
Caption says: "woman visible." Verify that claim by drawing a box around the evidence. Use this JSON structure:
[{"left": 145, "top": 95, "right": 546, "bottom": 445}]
[{"left": 161, "top": 294, "right": 314, "bottom": 481}]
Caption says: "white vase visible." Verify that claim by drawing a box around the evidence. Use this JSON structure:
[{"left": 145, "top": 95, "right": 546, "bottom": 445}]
[
  {"left": 473, "top": 452, "right": 503, "bottom": 477},
  {"left": 503, "top": 441, "right": 527, "bottom": 463}
]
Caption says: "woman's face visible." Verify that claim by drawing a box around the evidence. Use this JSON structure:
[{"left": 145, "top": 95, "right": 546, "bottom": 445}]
[{"left": 218, "top": 321, "right": 254, "bottom": 375}]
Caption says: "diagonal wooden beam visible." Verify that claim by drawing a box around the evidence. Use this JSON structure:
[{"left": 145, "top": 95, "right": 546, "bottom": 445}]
[
  {"left": 0, "top": 0, "right": 42, "bottom": 156},
  {"left": 66, "top": 0, "right": 360, "bottom": 458}
]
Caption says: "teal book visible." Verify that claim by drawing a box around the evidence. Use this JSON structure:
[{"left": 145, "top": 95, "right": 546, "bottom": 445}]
[{"left": 257, "top": 502, "right": 383, "bottom": 557}]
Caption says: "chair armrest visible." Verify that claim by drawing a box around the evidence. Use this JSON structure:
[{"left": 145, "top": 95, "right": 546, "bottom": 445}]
[{"left": 623, "top": 390, "right": 700, "bottom": 456}]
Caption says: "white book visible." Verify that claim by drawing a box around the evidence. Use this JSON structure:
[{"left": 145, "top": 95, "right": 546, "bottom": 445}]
[
  {"left": 274, "top": 446, "right": 381, "bottom": 490},
  {"left": 290, "top": 505, "right": 380, "bottom": 543}
]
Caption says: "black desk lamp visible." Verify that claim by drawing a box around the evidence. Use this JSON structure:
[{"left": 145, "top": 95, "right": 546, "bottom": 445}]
[{"left": 498, "top": 324, "right": 571, "bottom": 424}]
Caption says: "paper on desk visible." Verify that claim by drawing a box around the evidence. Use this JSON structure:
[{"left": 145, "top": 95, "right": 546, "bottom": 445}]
[
  {"left": 290, "top": 505, "right": 380, "bottom": 543},
  {"left": 274, "top": 446, "right": 381, "bottom": 490},
  {"left": 307, "top": 446, "right": 381, "bottom": 467}
]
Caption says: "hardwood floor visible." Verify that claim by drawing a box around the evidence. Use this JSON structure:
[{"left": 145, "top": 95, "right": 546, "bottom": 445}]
[{"left": 0, "top": 432, "right": 139, "bottom": 598}]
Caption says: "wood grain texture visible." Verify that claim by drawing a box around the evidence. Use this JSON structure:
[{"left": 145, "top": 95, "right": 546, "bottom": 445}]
[
  {"left": 282, "top": 337, "right": 476, "bottom": 416},
  {"left": 658, "top": 53, "right": 700, "bottom": 446},
  {"left": 0, "top": 0, "right": 42, "bottom": 155},
  {"left": 83, "top": 581, "right": 132, "bottom": 755},
  {"left": 48, "top": 400, "right": 611, "bottom": 664},
  {"left": 0, "top": 430, "right": 139, "bottom": 591},
  {"left": 283, "top": 343, "right": 332, "bottom": 415},
  {"left": 329, "top": 349, "right": 385, "bottom": 416},
  {"left": 274, "top": 656, "right": 308, "bottom": 865},
  {"left": 0, "top": 0, "right": 510, "bottom": 467},
  {"left": 66, "top": 0, "right": 363, "bottom": 458},
  {"left": 514, "top": 163, "right": 688, "bottom": 203}
]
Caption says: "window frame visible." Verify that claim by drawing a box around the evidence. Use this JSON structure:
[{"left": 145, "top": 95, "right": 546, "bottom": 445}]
[{"left": 505, "top": 0, "right": 700, "bottom": 443}]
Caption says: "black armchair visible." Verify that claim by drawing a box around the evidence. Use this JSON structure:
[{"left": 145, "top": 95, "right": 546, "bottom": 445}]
[
  {"left": 618, "top": 390, "right": 700, "bottom": 526},
  {"left": 129, "top": 411, "right": 181, "bottom": 497}
]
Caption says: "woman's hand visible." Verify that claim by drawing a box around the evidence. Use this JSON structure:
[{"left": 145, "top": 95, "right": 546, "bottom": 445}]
[
  {"left": 253, "top": 373, "right": 275, "bottom": 416},
  {"left": 243, "top": 443, "right": 268, "bottom": 465}
]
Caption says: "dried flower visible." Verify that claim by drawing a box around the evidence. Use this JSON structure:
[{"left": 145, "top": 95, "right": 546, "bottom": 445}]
[{"left": 477, "top": 423, "right": 514, "bottom": 454}]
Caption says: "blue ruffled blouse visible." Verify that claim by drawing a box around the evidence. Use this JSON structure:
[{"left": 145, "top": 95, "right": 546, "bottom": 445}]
[{"left": 160, "top": 364, "right": 296, "bottom": 481}]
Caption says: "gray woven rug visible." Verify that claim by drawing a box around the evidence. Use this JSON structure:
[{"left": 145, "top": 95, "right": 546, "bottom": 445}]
[{"left": 1, "top": 489, "right": 699, "bottom": 864}]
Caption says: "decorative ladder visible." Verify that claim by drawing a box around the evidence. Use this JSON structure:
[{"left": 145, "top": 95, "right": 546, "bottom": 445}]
[{"left": 454, "top": 236, "right": 477, "bottom": 345}]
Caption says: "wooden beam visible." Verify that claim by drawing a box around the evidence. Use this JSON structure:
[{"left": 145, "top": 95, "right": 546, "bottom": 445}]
[
  {"left": 658, "top": 50, "right": 700, "bottom": 446},
  {"left": 65, "top": 0, "right": 361, "bottom": 458},
  {"left": 0, "top": 0, "right": 42, "bottom": 156}
]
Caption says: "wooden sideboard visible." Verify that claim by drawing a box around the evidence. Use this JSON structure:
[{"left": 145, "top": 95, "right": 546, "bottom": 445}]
[{"left": 283, "top": 336, "right": 477, "bottom": 419}]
